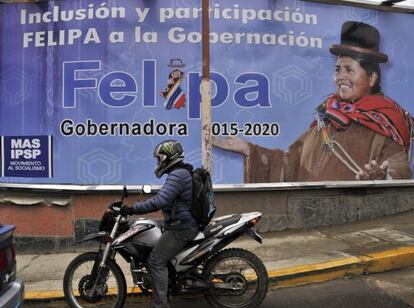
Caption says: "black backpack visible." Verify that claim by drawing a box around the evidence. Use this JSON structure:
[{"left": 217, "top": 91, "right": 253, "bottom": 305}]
[{"left": 190, "top": 167, "right": 216, "bottom": 228}]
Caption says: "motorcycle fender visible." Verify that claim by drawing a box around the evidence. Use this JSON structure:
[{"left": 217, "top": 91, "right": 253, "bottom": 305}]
[
  {"left": 246, "top": 229, "right": 263, "bottom": 244},
  {"left": 77, "top": 232, "right": 107, "bottom": 244}
]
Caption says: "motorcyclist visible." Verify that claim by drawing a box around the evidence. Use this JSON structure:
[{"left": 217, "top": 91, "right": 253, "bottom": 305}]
[{"left": 117, "top": 140, "right": 199, "bottom": 308}]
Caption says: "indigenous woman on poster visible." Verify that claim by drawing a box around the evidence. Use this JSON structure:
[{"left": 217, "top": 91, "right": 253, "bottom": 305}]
[{"left": 213, "top": 21, "right": 413, "bottom": 183}]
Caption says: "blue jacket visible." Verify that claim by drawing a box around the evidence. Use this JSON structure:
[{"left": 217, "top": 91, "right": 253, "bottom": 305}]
[{"left": 132, "top": 163, "right": 197, "bottom": 229}]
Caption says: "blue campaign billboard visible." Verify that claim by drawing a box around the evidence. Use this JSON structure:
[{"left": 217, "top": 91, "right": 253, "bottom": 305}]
[{"left": 0, "top": 0, "right": 413, "bottom": 185}]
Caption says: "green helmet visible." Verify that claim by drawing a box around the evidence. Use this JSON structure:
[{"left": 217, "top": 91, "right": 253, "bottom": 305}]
[{"left": 153, "top": 140, "right": 184, "bottom": 178}]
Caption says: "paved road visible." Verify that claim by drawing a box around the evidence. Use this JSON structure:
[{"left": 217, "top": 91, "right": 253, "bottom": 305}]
[{"left": 24, "top": 267, "right": 414, "bottom": 308}]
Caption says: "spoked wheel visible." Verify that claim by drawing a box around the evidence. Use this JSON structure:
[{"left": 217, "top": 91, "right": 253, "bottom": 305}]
[
  {"left": 203, "top": 248, "right": 268, "bottom": 308},
  {"left": 63, "top": 252, "right": 126, "bottom": 308}
]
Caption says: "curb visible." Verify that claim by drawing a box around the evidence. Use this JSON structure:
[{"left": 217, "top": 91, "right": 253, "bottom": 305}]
[
  {"left": 267, "top": 246, "right": 414, "bottom": 288},
  {"left": 24, "top": 287, "right": 140, "bottom": 301},
  {"left": 24, "top": 245, "right": 414, "bottom": 301}
]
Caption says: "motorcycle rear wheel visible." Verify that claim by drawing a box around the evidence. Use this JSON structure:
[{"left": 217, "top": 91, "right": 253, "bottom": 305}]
[
  {"left": 203, "top": 248, "right": 268, "bottom": 308},
  {"left": 63, "top": 252, "right": 127, "bottom": 308}
]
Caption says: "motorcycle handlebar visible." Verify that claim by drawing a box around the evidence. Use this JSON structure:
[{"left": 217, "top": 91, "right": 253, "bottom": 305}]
[{"left": 107, "top": 184, "right": 151, "bottom": 216}]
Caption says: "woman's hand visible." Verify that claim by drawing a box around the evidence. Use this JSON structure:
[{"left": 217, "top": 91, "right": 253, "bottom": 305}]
[
  {"left": 355, "top": 160, "right": 389, "bottom": 180},
  {"left": 212, "top": 136, "right": 250, "bottom": 157}
]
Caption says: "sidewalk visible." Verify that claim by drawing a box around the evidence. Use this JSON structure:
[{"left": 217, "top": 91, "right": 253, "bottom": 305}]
[{"left": 18, "top": 210, "right": 414, "bottom": 301}]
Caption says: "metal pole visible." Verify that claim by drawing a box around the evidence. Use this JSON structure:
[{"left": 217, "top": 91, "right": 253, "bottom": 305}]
[{"left": 201, "top": 0, "right": 212, "bottom": 173}]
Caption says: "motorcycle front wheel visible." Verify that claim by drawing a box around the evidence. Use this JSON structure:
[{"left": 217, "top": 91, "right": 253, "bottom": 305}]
[
  {"left": 203, "top": 248, "right": 268, "bottom": 308},
  {"left": 63, "top": 252, "right": 127, "bottom": 308}
]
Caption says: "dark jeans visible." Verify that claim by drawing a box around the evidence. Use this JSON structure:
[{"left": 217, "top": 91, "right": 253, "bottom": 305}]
[{"left": 147, "top": 226, "right": 199, "bottom": 308}]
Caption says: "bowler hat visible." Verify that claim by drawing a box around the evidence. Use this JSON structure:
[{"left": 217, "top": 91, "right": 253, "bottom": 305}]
[{"left": 330, "top": 21, "right": 388, "bottom": 63}]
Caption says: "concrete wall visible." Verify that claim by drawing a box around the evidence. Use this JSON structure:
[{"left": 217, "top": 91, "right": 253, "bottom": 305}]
[{"left": 1, "top": 183, "right": 414, "bottom": 253}]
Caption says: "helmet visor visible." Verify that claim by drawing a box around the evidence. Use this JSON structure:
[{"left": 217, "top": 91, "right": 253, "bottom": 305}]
[{"left": 155, "top": 153, "right": 167, "bottom": 169}]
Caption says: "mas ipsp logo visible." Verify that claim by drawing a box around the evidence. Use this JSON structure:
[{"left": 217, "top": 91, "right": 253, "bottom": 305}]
[
  {"left": 1, "top": 136, "right": 53, "bottom": 178},
  {"left": 10, "top": 138, "right": 41, "bottom": 159}
]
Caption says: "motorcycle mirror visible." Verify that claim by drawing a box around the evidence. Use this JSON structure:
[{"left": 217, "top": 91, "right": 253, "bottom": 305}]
[
  {"left": 142, "top": 184, "right": 152, "bottom": 194},
  {"left": 122, "top": 186, "right": 128, "bottom": 200}
]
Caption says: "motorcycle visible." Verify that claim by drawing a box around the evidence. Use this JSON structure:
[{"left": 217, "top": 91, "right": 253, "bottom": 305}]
[{"left": 63, "top": 185, "right": 268, "bottom": 308}]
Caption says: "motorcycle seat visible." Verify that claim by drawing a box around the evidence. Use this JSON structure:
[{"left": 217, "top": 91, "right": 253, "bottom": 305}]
[{"left": 202, "top": 214, "right": 242, "bottom": 237}]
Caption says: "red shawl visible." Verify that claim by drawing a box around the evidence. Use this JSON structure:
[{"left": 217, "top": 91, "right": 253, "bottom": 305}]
[{"left": 320, "top": 94, "right": 413, "bottom": 152}]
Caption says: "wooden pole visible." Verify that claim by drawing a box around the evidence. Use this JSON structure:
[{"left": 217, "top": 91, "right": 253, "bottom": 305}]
[{"left": 201, "top": 0, "right": 212, "bottom": 173}]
